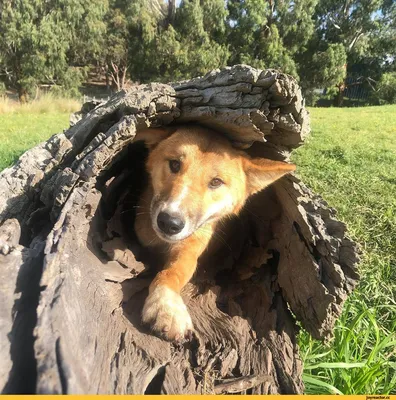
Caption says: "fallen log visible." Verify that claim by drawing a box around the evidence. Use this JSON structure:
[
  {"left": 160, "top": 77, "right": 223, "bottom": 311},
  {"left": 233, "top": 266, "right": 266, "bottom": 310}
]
[{"left": 0, "top": 65, "right": 359, "bottom": 394}]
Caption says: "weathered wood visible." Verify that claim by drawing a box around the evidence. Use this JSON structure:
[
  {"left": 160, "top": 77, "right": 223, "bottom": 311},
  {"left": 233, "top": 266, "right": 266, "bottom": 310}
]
[
  {"left": 0, "top": 65, "right": 359, "bottom": 394},
  {"left": 0, "top": 219, "right": 45, "bottom": 394},
  {"left": 0, "top": 219, "right": 22, "bottom": 391}
]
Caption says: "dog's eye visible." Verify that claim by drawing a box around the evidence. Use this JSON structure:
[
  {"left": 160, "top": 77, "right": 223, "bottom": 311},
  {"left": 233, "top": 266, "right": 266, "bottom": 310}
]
[
  {"left": 209, "top": 178, "right": 224, "bottom": 189},
  {"left": 169, "top": 159, "right": 181, "bottom": 173}
]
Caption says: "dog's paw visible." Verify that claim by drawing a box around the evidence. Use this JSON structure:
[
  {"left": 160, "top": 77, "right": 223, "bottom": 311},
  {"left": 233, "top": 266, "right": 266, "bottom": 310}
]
[{"left": 142, "top": 285, "right": 193, "bottom": 341}]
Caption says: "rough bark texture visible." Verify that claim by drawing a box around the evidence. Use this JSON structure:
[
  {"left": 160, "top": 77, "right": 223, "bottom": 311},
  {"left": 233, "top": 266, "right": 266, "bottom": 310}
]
[{"left": 0, "top": 65, "right": 359, "bottom": 394}]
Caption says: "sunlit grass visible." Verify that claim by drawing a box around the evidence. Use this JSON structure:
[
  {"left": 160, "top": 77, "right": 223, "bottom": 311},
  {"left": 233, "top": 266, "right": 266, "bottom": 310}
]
[
  {"left": 0, "top": 95, "right": 81, "bottom": 170},
  {"left": 0, "top": 112, "right": 71, "bottom": 171},
  {"left": 0, "top": 94, "right": 81, "bottom": 115},
  {"left": 293, "top": 105, "right": 396, "bottom": 394}
]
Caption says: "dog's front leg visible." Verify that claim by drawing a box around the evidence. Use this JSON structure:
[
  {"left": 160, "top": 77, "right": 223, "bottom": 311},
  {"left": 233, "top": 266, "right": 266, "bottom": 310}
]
[{"left": 142, "top": 231, "right": 211, "bottom": 341}]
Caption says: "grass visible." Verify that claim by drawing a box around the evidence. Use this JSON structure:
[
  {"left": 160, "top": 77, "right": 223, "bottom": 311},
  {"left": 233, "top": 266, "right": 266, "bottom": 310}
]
[
  {"left": 0, "top": 94, "right": 80, "bottom": 114},
  {"left": 0, "top": 100, "right": 395, "bottom": 394},
  {"left": 292, "top": 105, "right": 396, "bottom": 394},
  {"left": 0, "top": 96, "right": 80, "bottom": 171}
]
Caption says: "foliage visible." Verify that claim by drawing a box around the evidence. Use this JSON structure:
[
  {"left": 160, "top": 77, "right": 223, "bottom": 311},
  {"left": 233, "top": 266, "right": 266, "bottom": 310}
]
[
  {"left": 300, "top": 43, "right": 347, "bottom": 105},
  {"left": 313, "top": 0, "right": 383, "bottom": 57},
  {"left": 375, "top": 72, "right": 396, "bottom": 104},
  {"left": 0, "top": 0, "right": 395, "bottom": 102},
  {"left": 0, "top": 0, "right": 108, "bottom": 101},
  {"left": 49, "top": 67, "right": 88, "bottom": 98},
  {"left": 303, "top": 0, "right": 395, "bottom": 104},
  {"left": 227, "top": 0, "right": 317, "bottom": 77},
  {"left": 126, "top": 0, "right": 229, "bottom": 83}
]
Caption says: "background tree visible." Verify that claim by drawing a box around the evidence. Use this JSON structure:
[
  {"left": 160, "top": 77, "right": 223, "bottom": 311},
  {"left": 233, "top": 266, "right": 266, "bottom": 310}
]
[
  {"left": 127, "top": 0, "right": 229, "bottom": 83},
  {"left": 304, "top": 0, "right": 387, "bottom": 105},
  {"left": 0, "top": 0, "right": 395, "bottom": 105},
  {"left": 0, "top": 0, "right": 108, "bottom": 101},
  {"left": 103, "top": 0, "right": 131, "bottom": 91},
  {"left": 226, "top": 0, "right": 318, "bottom": 78}
]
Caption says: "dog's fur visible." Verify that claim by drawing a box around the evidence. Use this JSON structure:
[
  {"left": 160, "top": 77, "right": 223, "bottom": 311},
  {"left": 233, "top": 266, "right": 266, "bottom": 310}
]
[{"left": 134, "top": 125, "right": 295, "bottom": 341}]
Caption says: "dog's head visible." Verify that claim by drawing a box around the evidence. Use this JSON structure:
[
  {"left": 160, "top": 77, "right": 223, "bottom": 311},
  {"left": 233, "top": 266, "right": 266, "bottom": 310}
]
[{"left": 137, "top": 125, "right": 295, "bottom": 243}]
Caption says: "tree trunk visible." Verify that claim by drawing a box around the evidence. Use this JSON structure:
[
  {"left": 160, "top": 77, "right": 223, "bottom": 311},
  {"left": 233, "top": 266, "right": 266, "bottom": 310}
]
[
  {"left": 17, "top": 86, "right": 28, "bottom": 104},
  {"left": 335, "top": 63, "right": 348, "bottom": 106},
  {"left": 335, "top": 83, "right": 345, "bottom": 106},
  {"left": 0, "top": 65, "right": 360, "bottom": 395},
  {"left": 167, "top": 0, "right": 176, "bottom": 25}
]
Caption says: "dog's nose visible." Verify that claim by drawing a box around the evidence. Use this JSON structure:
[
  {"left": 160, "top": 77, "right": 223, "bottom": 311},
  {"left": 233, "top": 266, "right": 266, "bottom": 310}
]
[{"left": 157, "top": 212, "right": 185, "bottom": 235}]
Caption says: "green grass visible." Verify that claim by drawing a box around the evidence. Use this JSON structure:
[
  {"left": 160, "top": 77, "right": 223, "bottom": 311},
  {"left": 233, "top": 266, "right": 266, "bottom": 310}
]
[
  {"left": 0, "top": 104, "right": 395, "bottom": 394},
  {"left": 292, "top": 105, "right": 396, "bottom": 395},
  {"left": 0, "top": 95, "right": 80, "bottom": 170},
  {"left": 0, "top": 112, "right": 71, "bottom": 171}
]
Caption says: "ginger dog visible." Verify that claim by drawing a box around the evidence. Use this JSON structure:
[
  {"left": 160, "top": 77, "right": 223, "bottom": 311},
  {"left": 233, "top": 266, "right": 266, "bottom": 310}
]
[{"left": 134, "top": 125, "right": 295, "bottom": 341}]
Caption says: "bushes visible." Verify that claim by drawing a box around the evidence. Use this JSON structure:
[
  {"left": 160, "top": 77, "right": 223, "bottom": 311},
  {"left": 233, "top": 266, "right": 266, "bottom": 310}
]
[
  {"left": 0, "top": 81, "right": 6, "bottom": 97},
  {"left": 375, "top": 72, "right": 396, "bottom": 105},
  {"left": 49, "top": 67, "right": 88, "bottom": 99}
]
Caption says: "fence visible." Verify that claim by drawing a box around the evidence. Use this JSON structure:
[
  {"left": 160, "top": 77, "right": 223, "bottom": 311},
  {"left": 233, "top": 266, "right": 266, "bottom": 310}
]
[
  {"left": 316, "top": 75, "right": 373, "bottom": 106},
  {"left": 343, "top": 76, "right": 371, "bottom": 102},
  {"left": 82, "top": 94, "right": 111, "bottom": 104}
]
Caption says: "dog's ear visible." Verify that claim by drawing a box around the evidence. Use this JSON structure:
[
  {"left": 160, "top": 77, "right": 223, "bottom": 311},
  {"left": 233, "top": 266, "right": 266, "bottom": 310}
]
[
  {"left": 243, "top": 157, "right": 296, "bottom": 196},
  {"left": 134, "top": 126, "right": 177, "bottom": 149}
]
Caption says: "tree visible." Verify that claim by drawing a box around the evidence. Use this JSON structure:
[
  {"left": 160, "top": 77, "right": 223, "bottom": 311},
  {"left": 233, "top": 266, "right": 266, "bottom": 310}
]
[
  {"left": 303, "top": 0, "right": 389, "bottom": 105},
  {"left": 352, "top": 1, "right": 396, "bottom": 98},
  {"left": 127, "top": 0, "right": 229, "bottom": 83},
  {"left": 0, "top": 0, "right": 108, "bottom": 101},
  {"left": 297, "top": 42, "right": 348, "bottom": 105},
  {"left": 376, "top": 72, "right": 396, "bottom": 104},
  {"left": 227, "top": 0, "right": 318, "bottom": 78},
  {"left": 103, "top": 0, "right": 131, "bottom": 91},
  {"left": 1, "top": 0, "right": 394, "bottom": 105}
]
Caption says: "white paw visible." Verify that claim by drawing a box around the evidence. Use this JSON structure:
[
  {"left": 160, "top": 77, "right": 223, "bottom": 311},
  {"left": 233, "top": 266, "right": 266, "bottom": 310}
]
[{"left": 142, "top": 286, "right": 193, "bottom": 341}]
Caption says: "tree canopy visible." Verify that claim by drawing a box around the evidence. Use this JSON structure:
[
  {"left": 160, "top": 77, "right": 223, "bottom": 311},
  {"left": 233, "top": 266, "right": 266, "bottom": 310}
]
[
  {"left": 0, "top": 0, "right": 395, "bottom": 104},
  {"left": 0, "top": 0, "right": 108, "bottom": 100}
]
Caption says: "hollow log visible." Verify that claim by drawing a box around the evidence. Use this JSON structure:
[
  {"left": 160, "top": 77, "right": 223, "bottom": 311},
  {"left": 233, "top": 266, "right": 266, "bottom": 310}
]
[{"left": 0, "top": 65, "right": 360, "bottom": 394}]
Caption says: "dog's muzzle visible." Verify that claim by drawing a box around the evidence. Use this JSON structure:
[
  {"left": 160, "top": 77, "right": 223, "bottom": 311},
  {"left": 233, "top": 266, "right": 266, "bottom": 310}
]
[{"left": 157, "top": 212, "right": 185, "bottom": 236}]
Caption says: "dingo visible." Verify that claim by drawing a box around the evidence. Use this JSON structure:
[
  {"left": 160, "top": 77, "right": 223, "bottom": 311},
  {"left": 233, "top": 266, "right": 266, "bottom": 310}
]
[{"left": 134, "top": 125, "right": 295, "bottom": 341}]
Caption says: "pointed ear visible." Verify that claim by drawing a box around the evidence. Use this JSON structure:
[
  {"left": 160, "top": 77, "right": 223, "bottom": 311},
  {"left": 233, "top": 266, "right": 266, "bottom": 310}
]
[
  {"left": 243, "top": 157, "right": 296, "bottom": 196},
  {"left": 134, "top": 126, "right": 177, "bottom": 149}
]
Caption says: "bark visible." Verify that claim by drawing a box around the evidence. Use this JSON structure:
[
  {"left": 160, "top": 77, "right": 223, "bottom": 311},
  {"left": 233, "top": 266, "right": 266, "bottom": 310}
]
[
  {"left": 109, "top": 61, "right": 128, "bottom": 92},
  {"left": 335, "top": 83, "right": 345, "bottom": 106},
  {"left": 17, "top": 86, "right": 28, "bottom": 104},
  {"left": 335, "top": 63, "right": 348, "bottom": 107},
  {"left": 0, "top": 65, "right": 359, "bottom": 394},
  {"left": 167, "top": 0, "right": 176, "bottom": 25}
]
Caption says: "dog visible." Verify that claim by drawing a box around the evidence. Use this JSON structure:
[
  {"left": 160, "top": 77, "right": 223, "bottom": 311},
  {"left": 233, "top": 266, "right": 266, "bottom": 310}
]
[{"left": 133, "top": 125, "right": 295, "bottom": 341}]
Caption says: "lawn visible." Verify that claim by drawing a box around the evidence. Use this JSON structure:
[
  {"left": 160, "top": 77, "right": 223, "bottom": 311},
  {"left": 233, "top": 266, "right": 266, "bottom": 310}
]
[
  {"left": 0, "top": 113, "right": 71, "bottom": 171},
  {"left": 0, "top": 95, "right": 80, "bottom": 170},
  {"left": 0, "top": 104, "right": 395, "bottom": 394},
  {"left": 292, "top": 105, "right": 396, "bottom": 394}
]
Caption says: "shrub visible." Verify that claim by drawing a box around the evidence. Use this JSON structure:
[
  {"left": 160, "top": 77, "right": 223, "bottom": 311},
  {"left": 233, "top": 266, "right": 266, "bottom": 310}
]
[
  {"left": 376, "top": 72, "right": 396, "bottom": 104},
  {"left": 50, "top": 67, "right": 87, "bottom": 99},
  {"left": 0, "top": 81, "right": 6, "bottom": 97}
]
